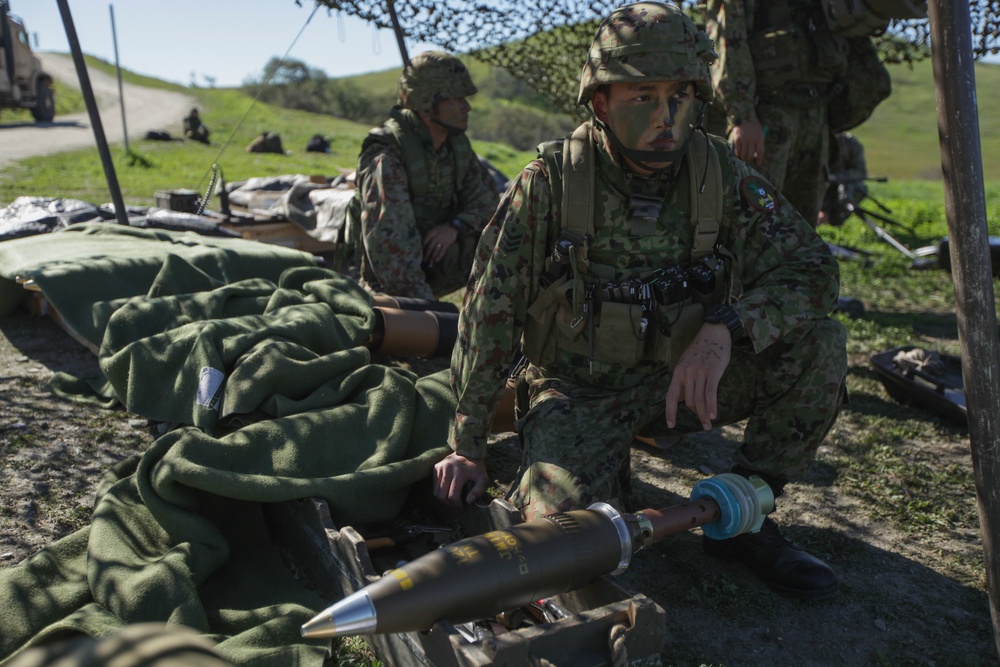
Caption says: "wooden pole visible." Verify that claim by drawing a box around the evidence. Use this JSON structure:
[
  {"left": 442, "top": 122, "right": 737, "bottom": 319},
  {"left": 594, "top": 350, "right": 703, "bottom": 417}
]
[
  {"left": 928, "top": 0, "right": 1000, "bottom": 656},
  {"left": 55, "top": 0, "right": 129, "bottom": 225},
  {"left": 386, "top": 0, "right": 409, "bottom": 67}
]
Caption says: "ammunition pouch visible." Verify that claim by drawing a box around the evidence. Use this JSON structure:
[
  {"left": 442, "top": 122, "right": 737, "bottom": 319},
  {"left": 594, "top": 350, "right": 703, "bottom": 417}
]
[
  {"left": 649, "top": 299, "right": 706, "bottom": 366},
  {"left": 523, "top": 252, "right": 733, "bottom": 381}
]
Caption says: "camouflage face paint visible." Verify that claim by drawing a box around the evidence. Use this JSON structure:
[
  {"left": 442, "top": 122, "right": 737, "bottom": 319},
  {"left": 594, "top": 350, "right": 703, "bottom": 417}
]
[{"left": 602, "top": 81, "right": 698, "bottom": 171}]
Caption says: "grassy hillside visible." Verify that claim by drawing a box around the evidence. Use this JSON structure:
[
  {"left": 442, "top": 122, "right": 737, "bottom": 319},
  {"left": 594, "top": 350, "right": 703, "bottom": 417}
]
[
  {"left": 2, "top": 54, "right": 998, "bottom": 207},
  {"left": 854, "top": 59, "right": 1000, "bottom": 181},
  {"left": 0, "top": 56, "right": 536, "bottom": 208}
]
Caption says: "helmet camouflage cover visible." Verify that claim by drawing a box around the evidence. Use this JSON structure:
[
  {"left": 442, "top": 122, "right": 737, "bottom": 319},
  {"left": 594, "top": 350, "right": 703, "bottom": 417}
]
[
  {"left": 578, "top": 2, "right": 718, "bottom": 106},
  {"left": 398, "top": 51, "right": 478, "bottom": 112}
]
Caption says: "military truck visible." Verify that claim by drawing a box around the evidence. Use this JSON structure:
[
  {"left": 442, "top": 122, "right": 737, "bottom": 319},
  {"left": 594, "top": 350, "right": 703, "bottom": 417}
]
[{"left": 0, "top": 0, "right": 55, "bottom": 122}]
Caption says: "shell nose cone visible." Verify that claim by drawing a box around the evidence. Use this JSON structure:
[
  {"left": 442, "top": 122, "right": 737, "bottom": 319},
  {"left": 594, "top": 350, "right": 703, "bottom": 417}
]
[{"left": 301, "top": 589, "right": 377, "bottom": 638}]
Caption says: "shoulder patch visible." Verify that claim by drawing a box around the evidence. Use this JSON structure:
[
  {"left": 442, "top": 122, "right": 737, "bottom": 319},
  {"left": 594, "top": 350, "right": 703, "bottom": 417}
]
[
  {"left": 740, "top": 175, "right": 778, "bottom": 214},
  {"left": 498, "top": 225, "right": 525, "bottom": 258}
]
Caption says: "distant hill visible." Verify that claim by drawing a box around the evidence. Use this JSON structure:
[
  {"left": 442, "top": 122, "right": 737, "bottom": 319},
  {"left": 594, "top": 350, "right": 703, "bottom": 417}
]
[
  {"left": 336, "top": 56, "right": 1000, "bottom": 183},
  {"left": 854, "top": 59, "right": 1000, "bottom": 181}
]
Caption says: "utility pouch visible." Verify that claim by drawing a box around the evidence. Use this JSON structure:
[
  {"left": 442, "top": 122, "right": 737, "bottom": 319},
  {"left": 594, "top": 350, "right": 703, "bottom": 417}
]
[
  {"left": 595, "top": 301, "right": 647, "bottom": 366},
  {"left": 749, "top": 28, "right": 811, "bottom": 88},
  {"left": 523, "top": 273, "right": 570, "bottom": 365},
  {"left": 649, "top": 301, "right": 705, "bottom": 369},
  {"left": 553, "top": 278, "right": 590, "bottom": 357},
  {"left": 810, "top": 25, "right": 849, "bottom": 82},
  {"left": 688, "top": 254, "right": 730, "bottom": 309}
]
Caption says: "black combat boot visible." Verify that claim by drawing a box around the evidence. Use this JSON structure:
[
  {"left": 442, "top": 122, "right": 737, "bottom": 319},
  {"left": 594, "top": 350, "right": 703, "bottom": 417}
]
[{"left": 702, "top": 516, "right": 838, "bottom": 600}]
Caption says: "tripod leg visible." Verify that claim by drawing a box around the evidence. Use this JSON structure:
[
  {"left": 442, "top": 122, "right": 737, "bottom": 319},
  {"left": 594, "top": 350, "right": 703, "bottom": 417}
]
[{"left": 856, "top": 211, "right": 916, "bottom": 259}]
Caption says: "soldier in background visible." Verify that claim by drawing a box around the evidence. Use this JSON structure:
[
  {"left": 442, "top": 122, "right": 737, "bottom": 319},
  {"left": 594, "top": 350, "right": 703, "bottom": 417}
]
[
  {"left": 819, "top": 131, "right": 868, "bottom": 226},
  {"left": 182, "top": 108, "right": 210, "bottom": 145},
  {"left": 344, "top": 51, "right": 499, "bottom": 300},
  {"left": 703, "top": 0, "right": 849, "bottom": 227},
  {"left": 433, "top": 1, "right": 847, "bottom": 600},
  {"left": 245, "top": 131, "right": 285, "bottom": 154}
]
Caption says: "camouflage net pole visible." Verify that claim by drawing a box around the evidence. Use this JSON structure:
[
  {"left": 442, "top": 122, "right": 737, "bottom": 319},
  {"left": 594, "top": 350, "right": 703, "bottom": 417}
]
[{"left": 308, "top": 0, "right": 1000, "bottom": 118}]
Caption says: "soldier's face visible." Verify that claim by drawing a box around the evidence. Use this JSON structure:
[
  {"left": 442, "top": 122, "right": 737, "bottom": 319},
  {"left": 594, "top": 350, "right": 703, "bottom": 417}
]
[
  {"left": 429, "top": 96, "right": 471, "bottom": 134},
  {"left": 593, "top": 80, "right": 698, "bottom": 172}
]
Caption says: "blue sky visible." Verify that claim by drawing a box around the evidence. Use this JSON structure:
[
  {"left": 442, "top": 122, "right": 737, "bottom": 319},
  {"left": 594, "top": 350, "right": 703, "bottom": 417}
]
[{"left": 10, "top": 0, "right": 440, "bottom": 87}]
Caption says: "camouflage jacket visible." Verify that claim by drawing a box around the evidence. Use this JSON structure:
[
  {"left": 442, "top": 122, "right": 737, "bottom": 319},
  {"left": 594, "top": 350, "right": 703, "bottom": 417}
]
[
  {"left": 353, "top": 109, "right": 497, "bottom": 299},
  {"left": 704, "top": 0, "right": 846, "bottom": 131},
  {"left": 448, "top": 123, "right": 840, "bottom": 459}
]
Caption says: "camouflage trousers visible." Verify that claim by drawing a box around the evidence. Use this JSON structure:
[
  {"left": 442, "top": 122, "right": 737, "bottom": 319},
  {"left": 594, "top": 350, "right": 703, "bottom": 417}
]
[
  {"left": 421, "top": 227, "right": 481, "bottom": 298},
  {"left": 508, "top": 318, "right": 847, "bottom": 520},
  {"left": 755, "top": 91, "right": 830, "bottom": 228},
  {"left": 361, "top": 226, "right": 480, "bottom": 299}
]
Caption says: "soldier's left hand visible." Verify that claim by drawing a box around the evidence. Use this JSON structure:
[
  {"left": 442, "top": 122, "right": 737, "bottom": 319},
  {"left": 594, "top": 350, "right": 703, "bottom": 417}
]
[
  {"left": 423, "top": 224, "right": 459, "bottom": 264},
  {"left": 664, "top": 323, "right": 732, "bottom": 431}
]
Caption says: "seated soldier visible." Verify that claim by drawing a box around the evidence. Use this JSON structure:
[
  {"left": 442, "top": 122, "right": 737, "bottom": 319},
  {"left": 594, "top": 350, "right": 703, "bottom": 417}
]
[
  {"left": 182, "top": 108, "right": 210, "bottom": 145},
  {"left": 344, "top": 51, "right": 499, "bottom": 300}
]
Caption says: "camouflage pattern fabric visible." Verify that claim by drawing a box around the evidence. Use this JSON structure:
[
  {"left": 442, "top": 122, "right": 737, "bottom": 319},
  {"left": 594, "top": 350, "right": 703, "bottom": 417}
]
[
  {"left": 704, "top": 0, "right": 836, "bottom": 226},
  {"left": 448, "top": 121, "right": 846, "bottom": 519},
  {"left": 182, "top": 111, "right": 210, "bottom": 144},
  {"left": 753, "top": 93, "right": 830, "bottom": 225},
  {"left": 353, "top": 110, "right": 498, "bottom": 299},
  {"left": 398, "top": 51, "right": 478, "bottom": 112},
  {"left": 822, "top": 131, "right": 868, "bottom": 225},
  {"left": 510, "top": 317, "right": 846, "bottom": 518},
  {"left": 577, "top": 2, "right": 717, "bottom": 105}
]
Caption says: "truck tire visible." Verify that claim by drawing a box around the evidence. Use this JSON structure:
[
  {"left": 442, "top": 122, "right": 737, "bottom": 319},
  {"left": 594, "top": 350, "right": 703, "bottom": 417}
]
[{"left": 31, "top": 79, "right": 55, "bottom": 122}]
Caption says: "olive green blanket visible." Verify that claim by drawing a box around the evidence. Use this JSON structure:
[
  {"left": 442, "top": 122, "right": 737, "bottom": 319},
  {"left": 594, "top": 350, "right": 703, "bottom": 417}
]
[{"left": 0, "top": 234, "right": 455, "bottom": 666}]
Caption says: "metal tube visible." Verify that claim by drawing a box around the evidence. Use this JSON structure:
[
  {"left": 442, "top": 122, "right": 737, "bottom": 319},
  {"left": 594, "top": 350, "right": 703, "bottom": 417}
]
[
  {"left": 109, "top": 4, "right": 128, "bottom": 154},
  {"left": 55, "top": 0, "right": 129, "bottom": 225}
]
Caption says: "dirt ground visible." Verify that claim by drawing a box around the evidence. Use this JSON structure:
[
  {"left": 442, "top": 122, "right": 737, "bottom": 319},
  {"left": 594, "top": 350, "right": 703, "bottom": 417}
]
[{"left": 0, "top": 302, "right": 995, "bottom": 667}]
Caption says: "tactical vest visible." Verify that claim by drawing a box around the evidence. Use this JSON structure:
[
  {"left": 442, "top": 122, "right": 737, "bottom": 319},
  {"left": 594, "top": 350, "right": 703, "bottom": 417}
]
[
  {"left": 355, "top": 107, "right": 473, "bottom": 229},
  {"left": 341, "top": 107, "right": 474, "bottom": 267},
  {"left": 521, "top": 122, "right": 736, "bottom": 389},
  {"left": 748, "top": 0, "right": 849, "bottom": 90}
]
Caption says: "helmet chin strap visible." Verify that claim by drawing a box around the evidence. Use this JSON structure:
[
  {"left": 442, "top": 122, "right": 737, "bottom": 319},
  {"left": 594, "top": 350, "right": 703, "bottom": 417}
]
[{"left": 431, "top": 118, "right": 467, "bottom": 136}]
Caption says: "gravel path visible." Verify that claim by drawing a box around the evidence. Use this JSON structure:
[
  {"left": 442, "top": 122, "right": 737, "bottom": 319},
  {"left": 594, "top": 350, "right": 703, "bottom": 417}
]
[{"left": 0, "top": 52, "right": 195, "bottom": 168}]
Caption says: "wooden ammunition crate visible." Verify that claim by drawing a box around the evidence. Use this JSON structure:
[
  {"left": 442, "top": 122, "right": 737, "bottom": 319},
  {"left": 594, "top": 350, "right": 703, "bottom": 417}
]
[
  {"left": 264, "top": 490, "right": 666, "bottom": 667},
  {"left": 220, "top": 221, "right": 337, "bottom": 254}
]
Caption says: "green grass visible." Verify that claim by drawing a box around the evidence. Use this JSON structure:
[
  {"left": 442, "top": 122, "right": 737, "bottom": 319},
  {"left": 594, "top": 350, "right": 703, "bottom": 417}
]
[
  {"left": 853, "top": 60, "right": 1000, "bottom": 181},
  {"left": 0, "top": 70, "right": 536, "bottom": 207}
]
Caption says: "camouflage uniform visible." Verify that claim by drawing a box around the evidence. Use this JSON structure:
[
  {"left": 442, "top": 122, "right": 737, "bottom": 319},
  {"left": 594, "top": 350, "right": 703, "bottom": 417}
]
[
  {"left": 704, "top": 0, "right": 849, "bottom": 226},
  {"left": 821, "top": 131, "right": 868, "bottom": 225},
  {"left": 182, "top": 109, "right": 210, "bottom": 144},
  {"left": 447, "top": 5, "right": 847, "bottom": 520},
  {"left": 350, "top": 52, "right": 499, "bottom": 300}
]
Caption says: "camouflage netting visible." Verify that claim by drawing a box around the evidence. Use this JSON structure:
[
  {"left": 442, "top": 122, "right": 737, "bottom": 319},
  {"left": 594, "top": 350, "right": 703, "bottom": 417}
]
[{"left": 305, "top": 0, "right": 1000, "bottom": 118}]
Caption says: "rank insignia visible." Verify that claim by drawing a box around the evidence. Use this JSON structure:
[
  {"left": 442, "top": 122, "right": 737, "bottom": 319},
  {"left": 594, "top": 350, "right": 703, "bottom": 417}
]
[{"left": 740, "top": 175, "right": 778, "bottom": 214}]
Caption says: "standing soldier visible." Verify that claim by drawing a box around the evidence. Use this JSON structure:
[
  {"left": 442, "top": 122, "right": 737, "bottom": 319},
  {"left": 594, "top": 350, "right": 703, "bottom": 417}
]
[
  {"left": 703, "top": 0, "right": 850, "bottom": 227},
  {"left": 434, "top": 2, "right": 847, "bottom": 600},
  {"left": 345, "top": 51, "right": 499, "bottom": 299}
]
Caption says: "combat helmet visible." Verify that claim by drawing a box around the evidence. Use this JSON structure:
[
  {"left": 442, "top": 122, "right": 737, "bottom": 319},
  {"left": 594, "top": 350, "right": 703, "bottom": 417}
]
[
  {"left": 578, "top": 2, "right": 717, "bottom": 106},
  {"left": 398, "top": 51, "right": 478, "bottom": 113}
]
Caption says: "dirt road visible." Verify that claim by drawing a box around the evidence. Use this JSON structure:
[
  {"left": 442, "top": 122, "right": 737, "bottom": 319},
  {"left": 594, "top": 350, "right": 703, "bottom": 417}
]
[{"left": 0, "top": 53, "right": 195, "bottom": 169}]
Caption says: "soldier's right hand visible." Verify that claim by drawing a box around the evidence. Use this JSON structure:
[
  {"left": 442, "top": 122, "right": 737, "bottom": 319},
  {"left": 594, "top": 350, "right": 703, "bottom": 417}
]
[
  {"left": 433, "top": 452, "right": 488, "bottom": 508},
  {"left": 730, "top": 118, "right": 765, "bottom": 167}
]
